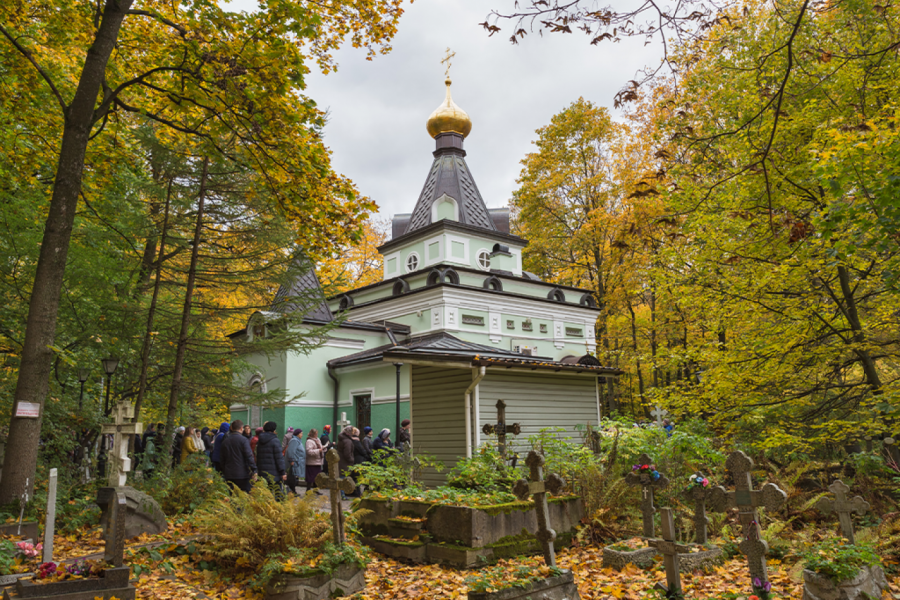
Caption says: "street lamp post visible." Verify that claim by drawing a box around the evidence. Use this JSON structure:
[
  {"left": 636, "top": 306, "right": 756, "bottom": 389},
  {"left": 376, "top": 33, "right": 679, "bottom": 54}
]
[
  {"left": 101, "top": 357, "right": 119, "bottom": 416},
  {"left": 393, "top": 362, "right": 403, "bottom": 449},
  {"left": 77, "top": 367, "right": 89, "bottom": 412}
]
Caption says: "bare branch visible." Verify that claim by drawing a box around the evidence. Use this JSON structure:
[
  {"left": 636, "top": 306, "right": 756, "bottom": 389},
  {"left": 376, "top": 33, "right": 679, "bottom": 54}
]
[{"left": 0, "top": 24, "right": 67, "bottom": 114}]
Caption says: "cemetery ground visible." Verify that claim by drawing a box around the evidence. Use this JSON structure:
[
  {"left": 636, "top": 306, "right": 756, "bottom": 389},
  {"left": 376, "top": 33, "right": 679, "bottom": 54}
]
[{"left": 2, "top": 420, "right": 900, "bottom": 600}]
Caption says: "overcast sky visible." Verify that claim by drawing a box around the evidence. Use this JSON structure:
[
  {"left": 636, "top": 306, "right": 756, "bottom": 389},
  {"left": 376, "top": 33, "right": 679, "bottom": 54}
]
[{"left": 227, "top": 0, "right": 659, "bottom": 227}]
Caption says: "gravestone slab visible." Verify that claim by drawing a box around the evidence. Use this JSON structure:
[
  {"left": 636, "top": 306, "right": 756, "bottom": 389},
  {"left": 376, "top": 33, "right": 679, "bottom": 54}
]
[
  {"left": 96, "top": 486, "right": 166, "bottom": 540},
  {"left": 0, "top": 523, "right": 38, "bottom": 543},
  {"left": 264, "top": 562, "right": 366, "bottom": 600}
]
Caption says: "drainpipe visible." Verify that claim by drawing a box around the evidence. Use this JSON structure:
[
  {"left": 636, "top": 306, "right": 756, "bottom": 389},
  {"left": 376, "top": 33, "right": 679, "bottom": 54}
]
[
  {"left": 328, "top": 366, "right": 339, "bottom": 436},
  {"left": 464, "top": 366, "right": 487, "bottom": 458}
]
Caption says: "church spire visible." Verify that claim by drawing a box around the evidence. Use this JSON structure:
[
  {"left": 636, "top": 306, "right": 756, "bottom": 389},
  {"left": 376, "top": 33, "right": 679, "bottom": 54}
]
[{"left": 400, "top": 58, "right": 497, "bottom": 237}]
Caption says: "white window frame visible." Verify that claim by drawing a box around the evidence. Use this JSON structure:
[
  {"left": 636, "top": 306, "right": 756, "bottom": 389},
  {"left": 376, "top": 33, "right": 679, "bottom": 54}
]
[
  {"left": 476, "top": 248, "right": 491, "bottom": 271},
  {"left": 405, "top": 252, "right": 420, "bottom": 273}
]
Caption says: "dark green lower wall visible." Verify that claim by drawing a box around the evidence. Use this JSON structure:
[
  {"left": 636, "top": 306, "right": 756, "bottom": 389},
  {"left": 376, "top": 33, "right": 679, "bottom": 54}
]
[{"left": 230, "top": 402, "right": 410, "bottom": 439}]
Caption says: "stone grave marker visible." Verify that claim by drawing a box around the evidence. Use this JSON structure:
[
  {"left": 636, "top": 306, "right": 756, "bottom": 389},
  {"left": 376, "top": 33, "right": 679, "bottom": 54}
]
[
  {"left": 646, "top": 508, "right": 690, "bottom": 598},
  {"left": 42, "top": 468, "right": 57, "bottom": 563},
  {"left": 337, "top": 412, "right": 351, "bottom": 431},
  {"left": 100, "top": 400, "right": 143, "bottom": 488},
  {"left": 815, "top": 479, "right": 870, "bottom": 544},
  {"left": 107, "top": 491, "right": 127, "bottom": 567},
  {"left": 625, "top": 453, "right": 669, "bottom": 538},
  {"left": 684, "top": 474, "right": 714, "bottom": 544},
  {"left": 650, "top": 406, "right": 668, "bottom": 428},
  {"left": 481, "top": 400, "right": 521, "bottom": 458},
  {"left": 315, "top": 448, "right": 356, "bottom": 545},
  {"left": 512, "top": 450, "right": 566, "bottom": 567},
  {"left": 710, "top": 450, "right": 787, "bottom": 589}
]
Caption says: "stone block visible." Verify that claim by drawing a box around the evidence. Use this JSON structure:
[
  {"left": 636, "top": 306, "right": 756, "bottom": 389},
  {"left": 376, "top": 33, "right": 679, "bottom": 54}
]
[
  {"left": 362, "top": 537, "right": 427, "bottom": 563},
  {"left": 96, "top": 487, "right": 166, "bottom": 540},
  {"left": 264, "top": 563, "right": 366, "bottom": 600},
  {"left": 3, "top": 567, "right": 135, "bottom": 600},
  {"left": 425, "top": 543, "right": 492, "bottom": 568},
  {"left": 356, "top": 499, "right": 399, "bottom": 536},
  {"left": 467, "top": 569, "right": 581, "bottom": 600},
  {"left": 601, "top": 546, "right": 657, "bottom": 570},
  {"left": 427, "top": 497, "right": 582, "bottom": 548},
  {"left": 802, "top": 565, "right": 889, "bottom": 600},
  {"left": 678, "top": 545, "right": 724, "bottom": 571},
  {"left": 0, "top": 523, "right": 39, "bottom": 543}
]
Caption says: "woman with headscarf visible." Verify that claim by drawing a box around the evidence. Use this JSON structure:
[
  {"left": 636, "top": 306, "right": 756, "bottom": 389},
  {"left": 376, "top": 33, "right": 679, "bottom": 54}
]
[
  {"left": 373, "top": 429, "right": 394, "bottom": 453},
  {"left": 305, "top": 428, "right": 323, "bottom": 493},
  {"left": 285, "top": 428, "right": 305, "bottom": 495}
]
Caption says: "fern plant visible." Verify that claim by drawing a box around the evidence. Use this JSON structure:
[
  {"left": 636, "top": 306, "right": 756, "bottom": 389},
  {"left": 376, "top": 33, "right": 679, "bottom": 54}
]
[{"left": 194, "top": 483, "right": 331, "bottom": 571}]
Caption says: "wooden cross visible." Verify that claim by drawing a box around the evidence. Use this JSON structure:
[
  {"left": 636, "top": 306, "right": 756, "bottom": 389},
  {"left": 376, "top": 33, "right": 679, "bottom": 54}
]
[
  {"left": 646, "top": 508, "right": 690, "bottom": 598},
  {"left": 482, "top": 400, "right": 520, "bottom": 458},
  {"left": 709, "top": 450, "right": 786, "bottom": 587},
  {"left": 815, "top": 479, "right": 870, "bottom": 544},
  {"left": 315, "top": 448, "right": 356, "bottom": 545},
  {"left": 442, "top": 47, "right": 456, "bottom": 79},
  {"left": 512, "top": 451, "right": 565, "bottom": 567},
  {"left": 684, "top": 480, "right": 714, "bottom": 544},
  {"left": 100, "top": 400, "right": 143, "bottom": 488},
  {"left": 625, "top": 453, "right": 669, "bottom": 538}
]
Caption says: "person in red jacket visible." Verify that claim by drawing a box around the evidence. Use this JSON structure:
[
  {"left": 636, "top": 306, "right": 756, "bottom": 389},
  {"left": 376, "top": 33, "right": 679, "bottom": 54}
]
[{"left": 250, "top": 427, "right": 263, "bottom": 457}]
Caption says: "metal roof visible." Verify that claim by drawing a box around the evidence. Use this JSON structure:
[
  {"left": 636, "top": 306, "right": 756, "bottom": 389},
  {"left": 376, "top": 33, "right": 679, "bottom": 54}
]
[
  {"left": 328, "top": 331, "right": 621, "bottom": 375},
  {"left": 269, "top": 257, "right": 334, "bottom": 322},
  {"left": 402, "top": 142, "right": 497, "bottom": 236}
]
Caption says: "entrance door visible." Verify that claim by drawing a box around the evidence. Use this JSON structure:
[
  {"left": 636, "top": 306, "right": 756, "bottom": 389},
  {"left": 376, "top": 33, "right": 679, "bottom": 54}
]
[{"left": 354, "top": 394, "right": 372, "bottom": 430}]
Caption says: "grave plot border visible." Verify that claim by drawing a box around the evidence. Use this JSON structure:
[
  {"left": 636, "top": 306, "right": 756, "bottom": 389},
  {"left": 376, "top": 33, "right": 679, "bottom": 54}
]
[
  {"left": 467, "top": 569, "right": 580, "bottom": 600},
  {"left": 0, "top": 524, "right": 39, "bottom": 544},
  {"left": 601, "top": 543, "right": 723, "bottom": 572},
  {"left": 263, "top": 562, "right": 366, "bottom": 600},
  {"left": 2, "top": 566, "right": 135, "bottom": 600}
]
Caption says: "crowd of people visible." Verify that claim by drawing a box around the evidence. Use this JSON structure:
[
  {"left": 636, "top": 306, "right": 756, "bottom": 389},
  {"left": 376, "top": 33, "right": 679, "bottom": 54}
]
[{"left": 131, "top": 417, "right": 412, "bottom": 498}]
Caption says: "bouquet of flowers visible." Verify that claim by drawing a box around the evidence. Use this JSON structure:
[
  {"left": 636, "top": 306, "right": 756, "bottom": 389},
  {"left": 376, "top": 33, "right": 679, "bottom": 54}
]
[
  {"left": 15, "top": 542, "right": 42, "bottom": 558},
  {"left": 631, "top": 463, "right": 661, "bottom": 480},
  {"left": 686, "top": 473, "right": 710, "bottom": 491}
]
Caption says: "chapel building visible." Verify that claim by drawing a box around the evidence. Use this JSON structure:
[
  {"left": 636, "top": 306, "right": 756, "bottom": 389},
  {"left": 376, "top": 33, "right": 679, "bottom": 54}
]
[{"left": 229, "top": 78, "right": 620, "bottom": 484}]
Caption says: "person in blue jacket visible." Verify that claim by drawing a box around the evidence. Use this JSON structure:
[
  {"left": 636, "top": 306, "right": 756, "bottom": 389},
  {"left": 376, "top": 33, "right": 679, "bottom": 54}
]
[{"left": 210, "top": 421, "right": 230, "bottom": 472}]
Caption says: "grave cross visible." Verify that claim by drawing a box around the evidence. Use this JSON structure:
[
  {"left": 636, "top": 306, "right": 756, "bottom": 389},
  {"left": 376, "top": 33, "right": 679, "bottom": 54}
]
[
  {"left": 646, "top": 508, "right": 690, "bottom": 598},
  {"left": 709, "top": 450, "right": 786, "bottom": 587},
  {"left": 684, "top": 479, "right": 714, "bottom": 544},
  {"left": 512, "top": 451, "right": 565, "bottom": 567},
  {"left": 624, "top": 453, "right": 669, "bottom": 538},
  {"left": 482, "top": 400, "right": 521, "bottom": 458},
  {"left": 100, "top": 400, "right": 143, "bottom": 488},
  {"left": 315, "top": 448, "right": 356, "bottom": 545},
  {"left": 336, "top": 412, "right": 351, "bottom": 431},
  {"left": 815, "top": 479, "right": 870, "bottom": 545},
  {"left": 103, "top": 491, "right": 127, "bottom": 567},
  {"left": 650, "top": 406, "right": 668, "bottom": 428}
]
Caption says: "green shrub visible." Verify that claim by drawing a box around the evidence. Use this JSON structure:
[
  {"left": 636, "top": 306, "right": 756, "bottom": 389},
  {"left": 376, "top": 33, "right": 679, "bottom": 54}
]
[
  {"left": 138, "top": 454, "right": 227, "bottom": 516},
  {"left": 354, "top": 449, "right": 442, "bottom": 497},
  {"left": 801, "top": 538, "right": 881, "bottom": 582},
  {"left": 447, "top": 444, "right": 518, "bottom": 492}
]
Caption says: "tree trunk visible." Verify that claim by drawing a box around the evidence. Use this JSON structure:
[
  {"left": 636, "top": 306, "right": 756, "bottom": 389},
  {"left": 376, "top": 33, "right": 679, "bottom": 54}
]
[
  {"left": 164, "top": 158, "right": 209, "bottom": 440},
  {"left": 626, "top": 300, "right": 645, "bottom": 406},
  {"left": 0, "top": 0, "right": 134, "bottom": 505},
  {"left": 133, "top": 182, "right": 173, "bottom": 424}
]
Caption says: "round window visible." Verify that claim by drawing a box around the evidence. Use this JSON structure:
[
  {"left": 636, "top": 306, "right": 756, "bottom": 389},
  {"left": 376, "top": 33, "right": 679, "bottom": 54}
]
[
  {"left": 477, "top": 249, "right": 491, "bottom": 271},
  {"left": 406, "top": 253, "right": 420, "bottom": 273}
]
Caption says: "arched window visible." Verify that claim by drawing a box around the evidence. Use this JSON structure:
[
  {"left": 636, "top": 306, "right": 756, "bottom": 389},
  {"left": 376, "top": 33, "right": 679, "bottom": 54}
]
[
  {"left": 392, "top": 279, "right": 410, "bottom": 296},
  {"left": 441, "top": 268, "right": 460, "bottom": 284},
  {"left": 548, "top": 288, "right": 566, "bottom": 302},
  {"left": 579, "top": 293, "right": 598, "bottom": 308},
  {"left": 476, "top": 249, "right": 491, "bottom": 271},
  {"left": 482, "top": 276, "right": 503, "bottom": 291}
]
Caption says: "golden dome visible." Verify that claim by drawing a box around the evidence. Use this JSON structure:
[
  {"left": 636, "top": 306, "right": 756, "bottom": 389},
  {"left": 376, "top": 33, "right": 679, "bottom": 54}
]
[{"left": 426, "top": 79, "right": 472, "bottom": 139}]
